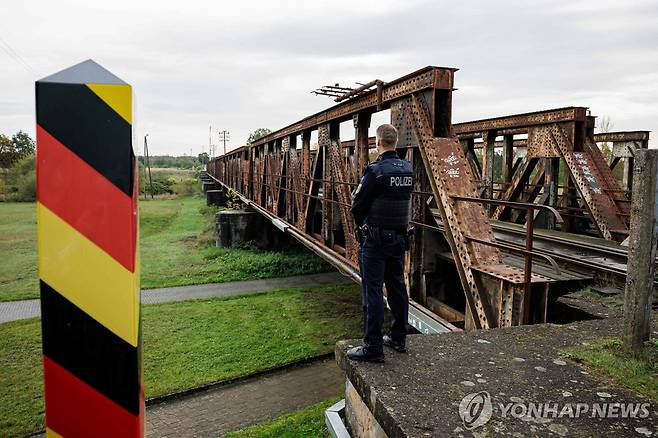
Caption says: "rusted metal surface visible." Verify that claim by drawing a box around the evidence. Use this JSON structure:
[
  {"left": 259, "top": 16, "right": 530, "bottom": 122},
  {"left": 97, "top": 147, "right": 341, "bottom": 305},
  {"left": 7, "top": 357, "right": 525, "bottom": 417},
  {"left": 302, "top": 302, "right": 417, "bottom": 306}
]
[
  {"left": 549, "top": 124, "right": 628, "bottom": 240},
  {"left": 585, "top": 137, "right": 631, "bottom": 219},
  {"left": 595, "top": 131, "right": 650, "bottom": 195},
  {"left": 593, "top": 131, "right": 650, "bottom": 143},
  {"left": 453, "top": 107, "right": 588, "bottom": 138},
  {"left": 208, "top": 70, "right": 655, "bottom": 330},
  {"left": 320, "top": 124, "right": 359, "bottom": 263},
  {"left": 450, "top": 195, "right": 562, "bottom": 323},
  {"left": 334, "top": 80, "right": 384, "bottom": 103},
  {"left": 208, "top": 66, "right": 561, "bottom": 331},
  {"left": 492, "top": 157, "right": 539, "bottom": 219},
  {"left": 405, "top": 94, "right": 500, "bottom": 329},
  {"left": 251, "top": 66, "right": 455, "bottom": 148},
  {"left": 450, "top": 106, "right": 645, "bottom": 242},
  {"left": 340, "top": 127, "right": 647, "bottom": 237}
]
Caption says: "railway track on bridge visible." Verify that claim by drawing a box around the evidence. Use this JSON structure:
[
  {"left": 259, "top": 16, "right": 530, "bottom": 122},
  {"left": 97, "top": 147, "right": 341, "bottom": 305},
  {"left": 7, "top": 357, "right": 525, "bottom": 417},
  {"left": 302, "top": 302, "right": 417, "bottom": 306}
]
[
  {"left": 433, "top": 214, "right": 658, "bottom": 306},
  {"left": 430, "top": 212, "right": 636, "bottom": 287},
  {"left": 491, "top": 221, "right": 630, "bottom": 282}
]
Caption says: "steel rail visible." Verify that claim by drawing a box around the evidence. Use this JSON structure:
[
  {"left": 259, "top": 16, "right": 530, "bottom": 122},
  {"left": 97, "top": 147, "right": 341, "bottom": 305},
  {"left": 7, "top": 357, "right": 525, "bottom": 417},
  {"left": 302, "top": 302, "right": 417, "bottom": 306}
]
[
  {"left": 483, "top": 221, "right": 657, "bottom": 287},
  {"left": 463, "top": 235, "right": 561, "bottom": 275},
  {"left": 409, "top": 220, "right": 561, "bottom": 275},
  {"left": 430, "top": 217, "right": 627, "bottom": 278}
]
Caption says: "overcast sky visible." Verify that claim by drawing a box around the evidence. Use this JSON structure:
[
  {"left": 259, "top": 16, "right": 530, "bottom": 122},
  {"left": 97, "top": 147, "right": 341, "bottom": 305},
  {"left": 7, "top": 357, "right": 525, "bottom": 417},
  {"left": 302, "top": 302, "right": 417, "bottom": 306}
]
[{"left": 2, "top": 0, "right": 657, "bottom": 155}]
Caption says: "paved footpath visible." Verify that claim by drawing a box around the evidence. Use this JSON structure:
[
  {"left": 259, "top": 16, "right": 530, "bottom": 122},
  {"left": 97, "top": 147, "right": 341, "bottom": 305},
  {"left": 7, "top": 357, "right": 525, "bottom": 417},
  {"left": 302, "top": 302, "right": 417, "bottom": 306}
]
[
  {"left": 0, "top": 272, "right": 351, "bottom": 324},
  {"left": 146, "top": 357, "right": 343, "bottom": 437}
]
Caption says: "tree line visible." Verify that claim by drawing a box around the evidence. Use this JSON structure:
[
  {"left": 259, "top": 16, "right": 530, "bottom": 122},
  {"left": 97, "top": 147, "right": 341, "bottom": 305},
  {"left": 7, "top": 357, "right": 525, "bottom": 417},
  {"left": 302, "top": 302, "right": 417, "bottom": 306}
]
[
  {"left": 0, "top": 131, "right": 34, "bottom": 168},
  {"left": 0, "top": 131, "right": 36, "bottom": 201}
]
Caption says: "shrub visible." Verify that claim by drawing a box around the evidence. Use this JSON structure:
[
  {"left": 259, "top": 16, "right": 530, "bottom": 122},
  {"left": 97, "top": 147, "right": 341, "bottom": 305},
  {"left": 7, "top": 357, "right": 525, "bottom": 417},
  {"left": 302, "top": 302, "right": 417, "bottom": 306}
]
[
  {"left": 171, "top": 178, "right": 198, "bottom": 196},
  {"left": 14, "top": 169, "right": 35, "bottom": 201},
  {"left": 1, "top": 154, "right": 35, "bottom": 201},
  {"left": 140, "top": 175, "right": 174, "bottom": 197},
  {"left": 226, "top": 190, "right": 244, "bottom": 210}
]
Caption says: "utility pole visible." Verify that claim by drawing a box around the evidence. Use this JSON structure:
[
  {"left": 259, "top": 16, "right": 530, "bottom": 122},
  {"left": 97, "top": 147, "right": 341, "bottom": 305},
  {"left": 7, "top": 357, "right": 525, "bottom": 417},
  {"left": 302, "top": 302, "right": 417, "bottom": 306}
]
[
  {"left": 144, "top": 134, "right": 154, "bottom": 199},
  {"left": 623, "top": 149, "right": 658, "bottom": 353},
  {"left": 208, "top": 125, "right": 212, "bottom": 157},
  {"left": 218, "top": 130, "right": 230, "bottom": 156}
]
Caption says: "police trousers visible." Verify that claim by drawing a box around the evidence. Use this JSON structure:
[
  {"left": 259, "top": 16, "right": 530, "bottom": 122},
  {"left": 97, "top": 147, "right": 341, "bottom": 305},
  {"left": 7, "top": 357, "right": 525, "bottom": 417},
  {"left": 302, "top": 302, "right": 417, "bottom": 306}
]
[{"left": 359, "top": 231, "right": 409, "bottom": 351}]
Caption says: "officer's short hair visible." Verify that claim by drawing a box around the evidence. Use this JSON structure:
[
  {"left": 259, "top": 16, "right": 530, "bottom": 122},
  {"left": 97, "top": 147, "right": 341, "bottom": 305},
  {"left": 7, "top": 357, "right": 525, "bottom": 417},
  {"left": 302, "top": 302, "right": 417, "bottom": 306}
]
[{"left": 376, "top": 124, "right": 398, "bottom": 150}]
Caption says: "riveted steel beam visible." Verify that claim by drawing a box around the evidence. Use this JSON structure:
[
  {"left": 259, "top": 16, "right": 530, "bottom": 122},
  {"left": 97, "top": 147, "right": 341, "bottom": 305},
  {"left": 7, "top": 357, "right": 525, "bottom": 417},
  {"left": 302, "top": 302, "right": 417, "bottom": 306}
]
[
  {"left": 593, "top": 131, "right": 650, "bottom": 143},
  {"left": 250, "top": 66, "right": 456, "bottom": 148},
  {"left": 453, "top": 107, "right": 588, "bottom": 136}
]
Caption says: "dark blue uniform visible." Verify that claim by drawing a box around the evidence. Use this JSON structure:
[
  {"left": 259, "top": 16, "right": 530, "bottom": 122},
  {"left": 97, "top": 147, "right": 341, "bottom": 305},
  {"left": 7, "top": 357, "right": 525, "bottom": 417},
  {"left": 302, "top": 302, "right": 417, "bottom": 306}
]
[{"left": 351, "top": 150, "right": 413, "bottom": 353}]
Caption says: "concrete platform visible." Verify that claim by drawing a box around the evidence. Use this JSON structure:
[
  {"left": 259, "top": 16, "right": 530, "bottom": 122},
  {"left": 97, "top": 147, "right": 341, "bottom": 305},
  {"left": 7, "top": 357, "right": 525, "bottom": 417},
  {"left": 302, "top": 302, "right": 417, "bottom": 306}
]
[{"left": 336, "top": 316, "right": 658, "bottom": 437}]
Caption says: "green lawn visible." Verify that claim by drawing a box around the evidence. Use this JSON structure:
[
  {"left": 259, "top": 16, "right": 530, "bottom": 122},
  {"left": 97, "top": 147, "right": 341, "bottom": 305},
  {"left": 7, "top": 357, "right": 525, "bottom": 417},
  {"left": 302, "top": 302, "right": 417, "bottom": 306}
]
[
  {"left": 561, "top": 337, "right": 658, "bottom": 401},
  {"left": 0, "top": 284, "right": 362, "bottom": 437},
  {"left": 0, "top": 202, "right": 37, "bottom": 301},
  {"left": 139, "top": 196, "right": 331, "bottom": 289},
  {"left": 225, "top": 397, "right": 341, "bottom": 438},
  {"left": 0, "top": 196, "right": 331, "bottom": 301}
]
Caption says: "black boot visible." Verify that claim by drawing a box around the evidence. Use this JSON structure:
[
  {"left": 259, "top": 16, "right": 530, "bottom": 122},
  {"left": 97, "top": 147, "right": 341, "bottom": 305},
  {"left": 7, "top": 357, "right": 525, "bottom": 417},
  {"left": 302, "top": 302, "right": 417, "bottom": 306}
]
[
  {"left": 346, "top": 345, "right": 384, "bottom": 363},
  {"left": 383, "top": 335, "right": 407, "bottom": 353}
]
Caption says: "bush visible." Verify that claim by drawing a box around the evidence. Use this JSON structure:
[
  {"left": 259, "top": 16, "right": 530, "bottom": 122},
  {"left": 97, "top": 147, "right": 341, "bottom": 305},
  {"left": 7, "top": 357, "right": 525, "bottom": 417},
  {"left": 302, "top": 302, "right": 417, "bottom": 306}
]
[
  {"left": 1, "top": 155, "right": 35, "bottom": 201},
  {"left": 171, "top": 178, "right": 198, "bottom": 196},
  {"left": 140, "top": 174, "right": 174, "bottom": 197},
  {"left": 149, "top": 177, "right": 174, "bottom": 196},
  {"left": 226, "top": 189, "right": 245, "bottom": 210},
  {"left": 14, "top": 169, "right": 35, "bottom": 201}
]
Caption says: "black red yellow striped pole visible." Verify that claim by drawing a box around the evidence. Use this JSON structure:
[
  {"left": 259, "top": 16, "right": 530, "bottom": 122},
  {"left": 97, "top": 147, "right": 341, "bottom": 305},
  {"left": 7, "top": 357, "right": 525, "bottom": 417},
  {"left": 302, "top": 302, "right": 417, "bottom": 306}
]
[{"left": 36, "top": 59, "right": 143, "bottom": 437}]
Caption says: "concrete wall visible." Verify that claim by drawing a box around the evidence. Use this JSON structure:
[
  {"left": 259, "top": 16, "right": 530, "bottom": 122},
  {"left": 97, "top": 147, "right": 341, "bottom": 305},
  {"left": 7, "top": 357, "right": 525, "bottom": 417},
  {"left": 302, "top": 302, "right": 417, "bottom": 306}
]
[
  {"left": 215, "top": 209, "right": 298, "bottom": 250},
  {"left": 345, "top": 379, "right": 388, "bottom": 438}
]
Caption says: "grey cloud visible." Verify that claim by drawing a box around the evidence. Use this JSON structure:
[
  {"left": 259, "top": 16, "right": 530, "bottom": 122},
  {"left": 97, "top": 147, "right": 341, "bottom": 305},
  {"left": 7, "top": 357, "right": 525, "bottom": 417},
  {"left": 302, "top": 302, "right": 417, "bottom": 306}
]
[{"left": 1, "top": 0, "right": 657, "bottom": 153}]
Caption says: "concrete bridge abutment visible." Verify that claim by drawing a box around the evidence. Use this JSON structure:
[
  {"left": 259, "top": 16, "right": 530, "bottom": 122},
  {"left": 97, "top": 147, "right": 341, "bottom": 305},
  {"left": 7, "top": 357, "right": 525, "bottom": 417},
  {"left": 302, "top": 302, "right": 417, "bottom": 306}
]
[
  {"left": 202, "top": 180, "right": 219, "bottom": 193},
  {"left": 206, "top": 189, "right": 227, "bottom": 207},
  {"left": 215, "top": 209, "right": 297, "bottom": 250}
]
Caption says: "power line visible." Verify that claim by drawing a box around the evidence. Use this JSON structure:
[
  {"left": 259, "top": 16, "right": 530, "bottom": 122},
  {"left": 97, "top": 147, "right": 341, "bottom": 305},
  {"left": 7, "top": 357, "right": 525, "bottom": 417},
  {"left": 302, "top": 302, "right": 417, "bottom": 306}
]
[
  {"left": 0, "top": 35, "right": 37, "bottom": 76},
  {"left": 143, "top": 134, "right": 154, "bottom": 199}
]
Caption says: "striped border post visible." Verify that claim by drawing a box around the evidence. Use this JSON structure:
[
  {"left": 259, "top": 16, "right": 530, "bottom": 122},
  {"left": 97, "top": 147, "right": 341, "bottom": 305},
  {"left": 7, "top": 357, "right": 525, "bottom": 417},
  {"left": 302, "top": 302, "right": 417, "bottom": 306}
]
[{"left": 36, "top": 60, "right": 143, "bottom": 437}]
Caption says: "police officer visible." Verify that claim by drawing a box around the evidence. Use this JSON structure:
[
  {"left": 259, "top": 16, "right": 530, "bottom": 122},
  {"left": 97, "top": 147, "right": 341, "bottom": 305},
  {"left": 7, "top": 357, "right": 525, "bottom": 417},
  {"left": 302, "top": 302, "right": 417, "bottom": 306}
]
[{"left": 347, "top": 123, "right": 413, "bottom": 363}]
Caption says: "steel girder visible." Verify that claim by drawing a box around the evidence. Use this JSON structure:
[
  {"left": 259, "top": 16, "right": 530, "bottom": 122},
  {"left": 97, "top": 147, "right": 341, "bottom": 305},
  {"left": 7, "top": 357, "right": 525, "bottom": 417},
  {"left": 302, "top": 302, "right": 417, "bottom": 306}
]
[
  {"left": 208, "top": 66, "right": 557, "bottom": 331},
  {"left": 451, "top": 108, "right": 641, "bottom": 241}
]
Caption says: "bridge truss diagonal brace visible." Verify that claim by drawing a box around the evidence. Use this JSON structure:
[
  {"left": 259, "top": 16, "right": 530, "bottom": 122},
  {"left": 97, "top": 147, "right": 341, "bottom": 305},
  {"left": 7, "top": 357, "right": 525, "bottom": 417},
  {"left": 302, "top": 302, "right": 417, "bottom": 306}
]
[
  {"left": 318, "top": 124, "right": 359, "bottom": 263},
  {"left": 549, "top": 124, "right": 628, "bottom": 240},
  {"left": 585, "top": 137, "right": 630, "bottom": 219},
  {"left": 492, "top": 156, "right": 539, "bottom": 220},
  {"left": 287, "top": 147, "right": 305, "bottom": 227},
  {"left": 405, "top": 94, "right": 498, "bottom": 329}
]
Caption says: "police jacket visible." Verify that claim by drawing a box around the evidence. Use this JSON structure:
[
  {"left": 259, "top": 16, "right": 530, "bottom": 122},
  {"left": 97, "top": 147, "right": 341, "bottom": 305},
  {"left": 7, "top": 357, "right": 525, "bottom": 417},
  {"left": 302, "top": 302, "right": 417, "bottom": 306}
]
[{"left": 350, "top": 150, "right": 413, "bottom": 230}]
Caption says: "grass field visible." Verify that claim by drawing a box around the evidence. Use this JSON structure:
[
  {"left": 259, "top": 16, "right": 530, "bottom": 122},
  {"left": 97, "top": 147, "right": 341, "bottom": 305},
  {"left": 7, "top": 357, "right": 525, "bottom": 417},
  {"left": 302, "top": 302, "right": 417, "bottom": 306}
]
[
  {"left": 0, "top": 202, "right": 37, "bottom": 301},
  {"left": 149, "top": 167, "right": 196, "bottom": 177},
  {"left": 562, "top": 337, "right": 658, "bottom": 401},
  {"left": 140, "top": 195, "right": 331, "bottom": 289},
  {"left": 0, "top": 196, "right": 331, "bottom": 301},
  {"left": 0, "top": 283, "right": 362, "bottom": 437},
  {"left": 225, "top": 397, "right": 341, "bottom": 438}
]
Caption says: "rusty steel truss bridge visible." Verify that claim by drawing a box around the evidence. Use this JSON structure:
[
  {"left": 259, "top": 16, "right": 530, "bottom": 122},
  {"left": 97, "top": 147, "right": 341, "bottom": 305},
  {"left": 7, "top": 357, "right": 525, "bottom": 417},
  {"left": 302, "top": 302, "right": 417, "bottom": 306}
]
[{"left": 206, "top": 66, "right": 651, "bottom": 333}]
